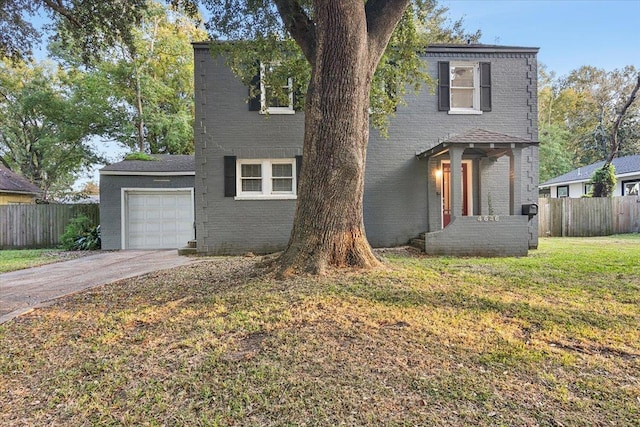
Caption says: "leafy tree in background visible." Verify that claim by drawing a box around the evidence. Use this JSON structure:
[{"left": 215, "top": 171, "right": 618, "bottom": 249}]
[
  {"left": 0, "top": 59, "right": 107, "bottom": 199},
  {"left": 51, "top": 1, "right": 206, "bottom": 154},
  {"left": 538, "top": 64, "right": 640, "bottom": 187},
  {"left": 201, "top": 0, "right": 478, "bottom": 275},
  {"left": 0, "top": 0, "right": 148, "bottom": 62},
  {"left": 538, "top": 125, "right": 574, "bottom": 184}
]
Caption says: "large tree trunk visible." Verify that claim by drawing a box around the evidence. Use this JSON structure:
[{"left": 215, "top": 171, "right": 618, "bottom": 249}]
[{"left": 276, "top": 0, "right": 406, "bottom": 276}]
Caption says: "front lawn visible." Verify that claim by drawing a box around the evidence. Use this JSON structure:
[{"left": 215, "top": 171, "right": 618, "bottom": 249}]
[
  {"left": 0, "top": 249, "right": 81, "bottom": 273},
  {"left": 1, "top": 236, "right": 639, "bottom": 426}
]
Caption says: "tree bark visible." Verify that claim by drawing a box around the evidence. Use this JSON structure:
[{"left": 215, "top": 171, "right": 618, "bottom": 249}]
[{"left": 275, "top": 0, "right": 408, "bottom": 276}]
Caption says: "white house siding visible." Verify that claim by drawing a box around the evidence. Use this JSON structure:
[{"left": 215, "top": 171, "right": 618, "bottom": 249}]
[{"left": 545, "top": 172, "right": 640, "bottom": 198}]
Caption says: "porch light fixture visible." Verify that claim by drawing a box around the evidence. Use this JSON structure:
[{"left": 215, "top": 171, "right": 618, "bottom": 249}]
[{"left": 434, "top": 168, "right": 443, "bottom": 195}]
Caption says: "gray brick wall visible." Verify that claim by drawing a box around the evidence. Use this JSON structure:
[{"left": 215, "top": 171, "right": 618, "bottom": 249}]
[
  {"left": 194, "top": 51, "right": 304, "bottom": 255},
  {"left": 99, "top": 174, "right": 194, "bottom": 250},
  {"left": 424, "top": 216, "right": 529, "bottom": 256},
  {"left": 194, "top": 44, "right": 539, "bottom": 255}
]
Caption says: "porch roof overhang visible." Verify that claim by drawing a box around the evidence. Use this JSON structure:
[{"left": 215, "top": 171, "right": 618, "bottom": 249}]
[{"left": 416, "top": 128, "right": 538, "bottom": 160}]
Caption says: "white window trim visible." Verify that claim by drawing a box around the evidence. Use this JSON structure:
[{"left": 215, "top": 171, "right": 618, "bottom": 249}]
[
  {"left": 260, "top": 63, "right": 295, "bottom": 115},
  {"left": 235, "top": 158, "right": 297, "bottom": 200},
  {"left": 448, "top": 61, "right": 482, "bottom": 115}
]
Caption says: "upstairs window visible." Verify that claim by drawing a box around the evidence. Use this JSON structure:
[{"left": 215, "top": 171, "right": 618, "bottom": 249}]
[
  {"left": 450, "top": 63, "right": 477, "bottom": 110},
  {"left": 248, "top": 63, "right": 294, "bottom": 114},
  {"left": 438, "top": 61, "right": 491, "bottom": 114}
]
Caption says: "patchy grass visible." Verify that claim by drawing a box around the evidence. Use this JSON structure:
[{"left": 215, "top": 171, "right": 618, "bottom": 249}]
[
  {"left": 0, "top": 249, "right": 90, "bottom": 273},
  {"left": 1, "top": 235, "right": 639, "bottom": 426}
]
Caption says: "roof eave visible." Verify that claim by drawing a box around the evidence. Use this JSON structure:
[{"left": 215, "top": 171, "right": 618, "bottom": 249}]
[{"left": 99, "top": 170, "right": 195, "bottom": 176}]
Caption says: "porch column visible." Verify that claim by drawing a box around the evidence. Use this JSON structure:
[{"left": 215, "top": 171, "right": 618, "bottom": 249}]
[
  {"left": 450, "top": 146, "right": 463, "bottom": 219},
  {"left": 509, "top": 145, "right": 523, "bottom": 215}
]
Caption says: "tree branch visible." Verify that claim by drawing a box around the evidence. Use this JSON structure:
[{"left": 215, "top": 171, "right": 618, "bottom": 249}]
[
  {"left": 365, "top": 0, "right": 410, "bottom": 68},
  {"left": 41, "top": 0, "right": 83, "bottom": 28},
  {"left": 273, "top": 0, "right": 316, "bottom": 64},
  {"left": 606, "top": 73, "right": 640, "bottom": 166}
]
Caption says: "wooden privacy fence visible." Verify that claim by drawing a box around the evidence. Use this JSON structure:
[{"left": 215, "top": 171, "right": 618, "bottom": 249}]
[
  {"left": 0, "top": 204, "right": 99, "bottom": 249},
  {"left": 538, "top": 196, "right": 640, "bottom": 237}
]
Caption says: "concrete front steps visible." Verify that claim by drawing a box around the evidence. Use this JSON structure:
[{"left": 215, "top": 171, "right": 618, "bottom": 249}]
[
  {"left": 178, "top": 240, "right": 197, "bottom": 256},
  {"left": 409, "top": 232, "right": 425, "bottom": 251}
]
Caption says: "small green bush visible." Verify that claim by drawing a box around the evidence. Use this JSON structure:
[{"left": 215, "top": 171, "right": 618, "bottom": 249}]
[
  {"left": 60, "top": 215, "right": 101, "bottom": 251},
  {"left": 124, "top": 152, "right": 159, "bottom": 161},
  {"left": 590, "top": 164, "right": 617, "bottom": 197}
]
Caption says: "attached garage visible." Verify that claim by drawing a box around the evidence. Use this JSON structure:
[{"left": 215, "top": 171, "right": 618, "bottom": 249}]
[
  {"left": 100, "top": 155, "right": 195, "bottom": 250},
  {"left": 123, "top": 189, "right": 194, "bottom": 249}
]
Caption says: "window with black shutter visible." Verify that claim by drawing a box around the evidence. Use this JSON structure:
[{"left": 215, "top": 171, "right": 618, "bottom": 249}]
[{"left": 438, "top": 61, "right": 491, "bottom": 113}]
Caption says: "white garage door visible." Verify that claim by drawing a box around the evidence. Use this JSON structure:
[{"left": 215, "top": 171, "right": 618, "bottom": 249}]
[{"left": 125, "top": 190, "right": 194, "bottom": 249}]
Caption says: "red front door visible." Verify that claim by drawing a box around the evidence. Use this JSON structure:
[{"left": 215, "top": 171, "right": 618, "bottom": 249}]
[{"left": 442, "top": 163, "right": 468, "bottom": 227}]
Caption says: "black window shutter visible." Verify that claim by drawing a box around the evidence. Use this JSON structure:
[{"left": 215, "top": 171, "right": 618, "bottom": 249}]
[
  {"left": 480, "top": 62, "right": 492, "bottom": 112},
  {"left": 295, "top": 155, "right": 302, "bottom": 190},
  {"left": 437, "top": 62, "right": 450, "bottom": 111},
  {"left": 224, "top": 156, "right": 237, "bottom": 197},
  {"left": 248, "top": 66, "right": 261, "bottom": 111}
]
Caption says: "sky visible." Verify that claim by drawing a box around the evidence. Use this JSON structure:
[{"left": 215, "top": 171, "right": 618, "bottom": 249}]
[{"left": 441, "top": 0, "right": 640, "bottom": 77}]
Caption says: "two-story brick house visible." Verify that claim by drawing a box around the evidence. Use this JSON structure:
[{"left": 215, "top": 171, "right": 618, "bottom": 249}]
[{"left": 193, "top": 42, "right": 539, "bottom": 256}]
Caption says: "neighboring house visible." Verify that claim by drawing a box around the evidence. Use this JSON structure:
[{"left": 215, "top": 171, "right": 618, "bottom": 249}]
[
  {"left": 192, "top": 43, "right": 540, "bottom": 257},
  {"left": 539, "top": 154, "right": 640, "bottom": 198},
  {"left": 99, "top": 155, "right": 195, "bottom": 250},
  {"left": 56, "top": 194, "right": 100, "bottom": 204},
  {"left": 0, "top": 164, "right": 41, "bottom": 205}
]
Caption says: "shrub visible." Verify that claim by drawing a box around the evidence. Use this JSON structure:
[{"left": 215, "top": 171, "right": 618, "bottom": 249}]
[
  {"left": 590, "top": 164, "right": 617, "bottom": 197},
  {"left": 60, "top": 215, "right": 101, "bottom": 251},
  {"left": 124, "top": 152, "right": 159, "bottom": 161}
]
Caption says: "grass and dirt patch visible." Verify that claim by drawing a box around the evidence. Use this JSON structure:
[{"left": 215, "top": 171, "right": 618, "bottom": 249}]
[
  {"left": 1, "top": 235, "right": 639, "bottom": 425},
  {"left": 0, "top": 249, "right": 92, "bottom": 273}
]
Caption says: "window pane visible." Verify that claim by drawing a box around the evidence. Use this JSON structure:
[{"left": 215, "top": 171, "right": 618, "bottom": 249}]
[
  {"left": 262, "top": 63, "right": 292, "bottom": 110},
  {"left": 272, "top": 163, "right": 292, "bottom": 178},
  {"left": 272, "top": 178, "right": 293, "bottom": 192},
  {"left": 451, "top": 67, "right": 474, "bottom": 88},
  {"left": 241, "top": 164, "right": 261, "bottom": 178},
  {"left": 558, "top": 186, "right": 568, "bottom": 198},
  {"left": 625, "top": 182, "right": 639, "bottom": 195},
  {"left": 242, "top": 178, "right": 262, "bottom": 192},
  {"left": 451, "top": 88, "right": 474, "bottom": 109}
]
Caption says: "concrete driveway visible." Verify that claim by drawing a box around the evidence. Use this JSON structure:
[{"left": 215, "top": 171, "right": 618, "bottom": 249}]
[{"left": 0, "top": 250, "right": 201, "bottom": 324}]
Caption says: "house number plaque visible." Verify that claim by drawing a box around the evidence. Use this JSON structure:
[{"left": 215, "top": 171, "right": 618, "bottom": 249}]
[{"left": 477, "top": 215, "right": 500, "bottom": 222}]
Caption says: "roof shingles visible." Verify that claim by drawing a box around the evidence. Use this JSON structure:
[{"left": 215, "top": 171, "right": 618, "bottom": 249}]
[
  {"left": 540, "top": 154, "right": 640, "bottom": 187},
  {"left": 100, "top": 155, "right": 195, "bottom": 173},
  {"left": 0, "top": 165, "right": 41, "bottom": 194}
]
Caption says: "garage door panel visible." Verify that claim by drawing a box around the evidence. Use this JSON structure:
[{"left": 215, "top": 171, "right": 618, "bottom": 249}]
[{"left": 125, "top": 191, "right": 194, "bottom": 249}]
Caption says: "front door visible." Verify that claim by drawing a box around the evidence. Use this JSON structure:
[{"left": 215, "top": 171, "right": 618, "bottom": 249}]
[{"left": 442, "top": 162, "right": 469, "bottom": 227}]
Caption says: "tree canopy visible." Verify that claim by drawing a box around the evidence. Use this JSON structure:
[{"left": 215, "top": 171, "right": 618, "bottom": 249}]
[
  {"left": 0, "top": 0, "right": 205, "bottom": 197},
  {"left": 52, "top": 1, "right": 206, "bottom": 154},
  {"left": 538, "top": 64, "right": 640, "bottom": 185},
  {"left": 0, "top": 59, "right": 107, "bottom": 199}
]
